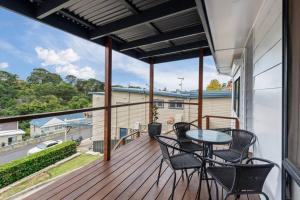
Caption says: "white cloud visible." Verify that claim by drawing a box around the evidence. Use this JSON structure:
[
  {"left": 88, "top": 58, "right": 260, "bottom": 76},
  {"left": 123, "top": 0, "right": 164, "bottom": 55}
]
[
  {"left": 56, "top": 64, "right": 96, "bottom": 79},
  {"left": 0, "top": 62, "right": 8, "bottom": 69},
  {"left": 111, "top": 51, "right": 230, "bottom": 90},
  {"left": 33, "top": 32, "right": 228, "bottom": 88},
  {"left": 35, "top": 47, "right": 96, "bottom": 79},
  {"left": 35, "top": 47, "right": 80, "bottom": 66}
]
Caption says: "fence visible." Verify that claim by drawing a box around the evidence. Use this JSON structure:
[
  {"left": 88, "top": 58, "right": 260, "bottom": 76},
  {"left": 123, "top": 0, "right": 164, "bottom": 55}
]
[{"left": 0, "top": 100, "right": 237, "bottom": 156}]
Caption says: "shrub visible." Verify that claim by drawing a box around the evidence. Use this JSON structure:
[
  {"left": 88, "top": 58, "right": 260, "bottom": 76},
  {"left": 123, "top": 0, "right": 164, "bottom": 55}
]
[{"left": 0, "top": 141, "right": 76, "bottom": 188}]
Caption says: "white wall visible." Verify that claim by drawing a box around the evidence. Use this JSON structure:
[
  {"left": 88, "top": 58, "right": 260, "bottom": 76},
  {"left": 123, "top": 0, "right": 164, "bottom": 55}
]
[
  {"left": 240, "top": 0, "right": 282, "bottom": 199},
  {"left": 92, "top": 91, "right": 232, "bottom": 141}
]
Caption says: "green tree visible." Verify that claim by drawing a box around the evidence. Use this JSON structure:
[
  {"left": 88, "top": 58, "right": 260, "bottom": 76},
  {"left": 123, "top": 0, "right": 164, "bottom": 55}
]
[
  {"left": 27, "top": 68, "right": 62, "bottom": 84},
  {"left": 206, "top": 79, "right": 222, "bottom": 91},
  {"left": 68, "top": 96, "right": 90, "bottom": 109},
  {"left": 76, "top": 78, "right": 104, "bottom": 96},
  {"left": 65, "top": 75, "right": 77, "bottom": 86},
  {"left": 0, "top": 68, "right": 102, "bottom": 119}
]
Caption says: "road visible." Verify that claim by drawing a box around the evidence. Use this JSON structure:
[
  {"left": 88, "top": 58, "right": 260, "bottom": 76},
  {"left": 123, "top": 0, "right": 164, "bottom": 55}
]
[{"left": 0, "top": 128, "right": 92, "bottom": 165}]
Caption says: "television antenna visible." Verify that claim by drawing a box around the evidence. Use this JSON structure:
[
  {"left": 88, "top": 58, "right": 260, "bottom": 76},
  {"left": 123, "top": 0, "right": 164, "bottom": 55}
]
[{"left": 178, "top": 77, "right": 184, "bottom": 91}]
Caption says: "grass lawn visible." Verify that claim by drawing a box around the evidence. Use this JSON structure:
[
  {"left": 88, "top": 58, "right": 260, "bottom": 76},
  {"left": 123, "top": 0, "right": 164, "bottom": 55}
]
[{"left": 0, "top": 153, "right": 100, "bottom": 199}]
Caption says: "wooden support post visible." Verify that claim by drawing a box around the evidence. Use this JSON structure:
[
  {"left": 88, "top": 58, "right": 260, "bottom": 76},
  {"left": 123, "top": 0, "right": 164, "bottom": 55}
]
[
  {"left": 235, "top": 119, "right": 240, "bottom": 129},
  {"left": 104, "top": 37, "right": 112, "bottom": 161},
  {"left": 198, "top": 49, "right": 204, "bottom": 128},
  {"left": 149, "top": 58, "right": 154, "bottom": 123},
  {"left": 206, "top": 117, "right": 210, "bottom": 129}
]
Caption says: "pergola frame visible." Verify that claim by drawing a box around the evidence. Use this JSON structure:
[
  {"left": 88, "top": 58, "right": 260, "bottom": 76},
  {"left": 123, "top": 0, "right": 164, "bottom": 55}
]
[{"left": 0, "top": 0, "right": 211, "bottom": 161}]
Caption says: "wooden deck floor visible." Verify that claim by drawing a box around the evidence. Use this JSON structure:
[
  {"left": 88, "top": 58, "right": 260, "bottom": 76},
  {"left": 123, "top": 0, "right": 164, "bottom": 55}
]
[{"left": 24, "top": 135, "right": 259, "bottom": 200}]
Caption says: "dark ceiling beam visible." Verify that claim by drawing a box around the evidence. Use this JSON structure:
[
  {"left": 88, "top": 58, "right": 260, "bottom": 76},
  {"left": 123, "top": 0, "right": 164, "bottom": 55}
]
[
  {"left": 153, "top": 48, "right": 211, "bottom": 64},
  {"left": 90, "top": 0, "right": 196, "bottom": 40},
  {"left": 0, "top": 0, "right": 35, "bottom": 17},
  {"left": 58, "top": 9, "right": 96, "bottom": 30},
  {"left": 36, "top": 0, "right": 80, "bottom": 19},
  {"left": 139, "top": 41, "right": 208, "bottom": 59},
  {"left": 120, "top": 25, "right": 204, "bottom": 51},
  {"left": 119, "top": 0, "right": 139, "bottom": 14},
  {"left": 118, "top": 0, "right": 175, "bottom": 49}
]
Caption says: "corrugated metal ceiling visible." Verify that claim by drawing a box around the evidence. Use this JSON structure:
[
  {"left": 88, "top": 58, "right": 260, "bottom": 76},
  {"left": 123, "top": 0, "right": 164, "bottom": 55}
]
[{"left": 2, "top": 0, "right": 211, "bottom": 64}]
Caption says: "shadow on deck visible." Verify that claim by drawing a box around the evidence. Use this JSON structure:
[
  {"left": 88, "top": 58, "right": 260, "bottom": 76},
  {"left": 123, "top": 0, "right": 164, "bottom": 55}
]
[{"left": 24, "top": 135, "right": 259, "bottom": 200}]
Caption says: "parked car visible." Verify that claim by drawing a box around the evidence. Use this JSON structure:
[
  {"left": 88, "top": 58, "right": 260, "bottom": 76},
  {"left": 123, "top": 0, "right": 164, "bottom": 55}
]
[{"left": 27, "top": 140, "right": 62, "bottom": 155}]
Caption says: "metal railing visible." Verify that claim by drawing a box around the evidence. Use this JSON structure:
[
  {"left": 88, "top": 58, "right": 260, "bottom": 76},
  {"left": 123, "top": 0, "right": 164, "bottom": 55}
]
[
  {"left": 0, "top": 101, "right": 236, "bottom": 157},
  {"left": 203, "top": 115, "right": 240, "bottom": 129}
]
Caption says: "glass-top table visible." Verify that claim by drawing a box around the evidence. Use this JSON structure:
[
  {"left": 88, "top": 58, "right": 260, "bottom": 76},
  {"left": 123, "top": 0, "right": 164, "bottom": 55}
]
[{"left": 186, "top": 129, "right": 232, "bottom": 158}]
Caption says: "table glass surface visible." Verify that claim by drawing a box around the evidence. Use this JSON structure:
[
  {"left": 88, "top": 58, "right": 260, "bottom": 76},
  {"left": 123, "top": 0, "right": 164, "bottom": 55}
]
[{"left": 186, "top": 129, "right": 232, "bottom": 144}]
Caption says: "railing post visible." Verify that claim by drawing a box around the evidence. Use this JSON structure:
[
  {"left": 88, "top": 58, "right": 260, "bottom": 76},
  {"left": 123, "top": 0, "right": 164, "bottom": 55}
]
[
  {"left": 235, "top": 119, "right": 240, "bottom": 129},
  {"left": 149, "top": 58, "right": 154, "bottom": 124},
  {"left": 206, "top": 117, "right": 210, "bottom": 129},
  {"left": 198, "top": 49, "right": 204, "bottom": 128},
  {"left": 120, "top": 139, "right": 125, "bottom": 146},
  {"left": 104, "top": 37, "right": 112, "bottom": 161}
]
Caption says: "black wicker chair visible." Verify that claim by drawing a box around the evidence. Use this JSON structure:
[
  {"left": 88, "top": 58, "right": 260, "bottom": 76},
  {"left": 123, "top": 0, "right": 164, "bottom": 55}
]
[
  {"left": 155, "top": 135, "right": 211, "bottom": 200},
  {"left": 173, "top": 122, "right": 203, "bottom": 153},
  {"left": 213, "top": 129, "right": 257, "bottom": 163},
  {"left": 206, "top": 157, "right": 276, "bottom": 200}
]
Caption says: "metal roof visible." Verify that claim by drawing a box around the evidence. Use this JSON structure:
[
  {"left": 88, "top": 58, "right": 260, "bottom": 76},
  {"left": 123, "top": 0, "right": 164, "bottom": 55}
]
[
  {"left": 91, "top": 87, "right": 232, "bottom": 99},
  {"left": 30, "top": 113, "right": 85, "bottom": 127},
  {"left": 0, "top": 0, "right": 212, "bottom": 64}
]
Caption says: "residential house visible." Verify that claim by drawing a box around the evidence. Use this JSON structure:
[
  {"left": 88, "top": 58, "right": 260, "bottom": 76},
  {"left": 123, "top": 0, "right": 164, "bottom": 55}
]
[
  {"left": 30, "top": 113, "right": 88, "bottom": 137},
  {"left": 0, "top": 122, "right": 25, "bottom": 147}
]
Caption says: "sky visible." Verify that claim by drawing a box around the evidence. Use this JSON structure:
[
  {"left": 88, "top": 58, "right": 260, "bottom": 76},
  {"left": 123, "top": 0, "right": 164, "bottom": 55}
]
[{"left": 0, "top": 9, "right": 230, "bottom": 91}]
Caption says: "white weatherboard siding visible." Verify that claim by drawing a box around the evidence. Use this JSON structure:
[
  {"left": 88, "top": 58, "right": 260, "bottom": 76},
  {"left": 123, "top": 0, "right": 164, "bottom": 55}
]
[{"left": 252, "top": 0, "right": 282, "bottom": 198}]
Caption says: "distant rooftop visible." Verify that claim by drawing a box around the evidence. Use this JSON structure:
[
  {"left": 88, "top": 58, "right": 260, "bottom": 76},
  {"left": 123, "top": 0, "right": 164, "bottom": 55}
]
[
  {"left": 91, "top": 87, "right": 231, "bottom": 99},
  {"left": 0, "top": 129, "right": 25, "bottom": 137},
  {"left": 30, "top": 113, "right": 85, "bottom": 127}
]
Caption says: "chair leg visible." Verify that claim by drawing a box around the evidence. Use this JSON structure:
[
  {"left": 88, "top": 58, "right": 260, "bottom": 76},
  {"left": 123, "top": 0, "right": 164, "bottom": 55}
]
[
  {"left": 214, "top": 180, "right": 219, "bottom": 200},
  {"left": 204, "top": 166, "right": 212, "bottom": 200},
  {"left": 171, "top": 171, "right": 177, "bottom": 200},
  {"left": 261, "top": 192, "right": 269, "bottom": 200},
  {"left": 197, "top": 166, "right": 203, "bottom": 200},
  {"left": 224, "top": 193, "right": 231, "bottom": 200},
  {"left": 185, "top": 169, "right": 189, "bottom": 182},
  {"left": 157, "top": 158, "right": 163, "bottom": 185}
]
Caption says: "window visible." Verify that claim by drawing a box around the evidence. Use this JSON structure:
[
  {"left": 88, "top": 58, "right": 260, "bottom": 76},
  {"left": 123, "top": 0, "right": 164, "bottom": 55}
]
[
  {"left": 284, "top": 0, "right": 300, "bottom": 183},
  {"left": 233, "top": 78, "right": 240, "bottom": 117},
  {"left": 154, "top": 99, "right": 164, "bottom": 108},
  {"left": 55, "top": 125, "right": 63, "bottom": 130},
  {"left": 8, "top": 137, "right": 13, "bottom": 145},
  {"left": 119, "top": 128, "right": 127, "bottom": 138},
  {"left": 168, "top": 100, "right": 184, "bottom": 110}
]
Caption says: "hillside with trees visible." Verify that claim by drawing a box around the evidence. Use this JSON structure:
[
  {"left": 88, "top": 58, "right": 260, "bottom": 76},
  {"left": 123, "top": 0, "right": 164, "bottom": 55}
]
[{"left": 0, "top": 68, "right": 104, "bottom": 135}]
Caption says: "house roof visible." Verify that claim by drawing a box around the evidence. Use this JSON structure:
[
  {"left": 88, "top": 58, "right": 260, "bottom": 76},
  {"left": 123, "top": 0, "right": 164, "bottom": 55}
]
[
  {"left": 91, "top": 87, "right": 231, "bottom": 99},
  {"left": 30, "top": 113, "right": 85, "bottom": 127},
  {"left": 0, "top": 0, "right": 212, "bottom": 64},
  {"left": 0, "top": 129, "right": 25, "bottom": 137}
]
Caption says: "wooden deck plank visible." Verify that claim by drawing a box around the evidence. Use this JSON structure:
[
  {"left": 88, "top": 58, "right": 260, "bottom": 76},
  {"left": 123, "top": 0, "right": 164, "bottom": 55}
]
[
  {"left": 75, "top": 144, "right": 159, "bottom": 200},
  {"left": 182, "top": 173, "right": 200, "bottom": 200},
  {"left": 142, "top": 165, "right": 174, "bottom": 200},
  {"left": 60, "top": 140, "right": 157, "bottom": 200},
  {"left": 96, "top": 151, "right": 162, "bottom": 200},
  {"left": 155, "top": 169, "right": 182, "bottom": 200},
  {"left": 25, "top": 135, "right": 150, "bottom": 200},
  {"left": 115, "top": 157, "right": 164, "bottom": 200},
  {"left": 24, "top": 135, "right": 260, "bottom": 200},
  {"left": 173, "top": 169, "right": 192, "bottom": 200},
  {"left": 128, "top": 162, "right": 169, "bottom": 200}
]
